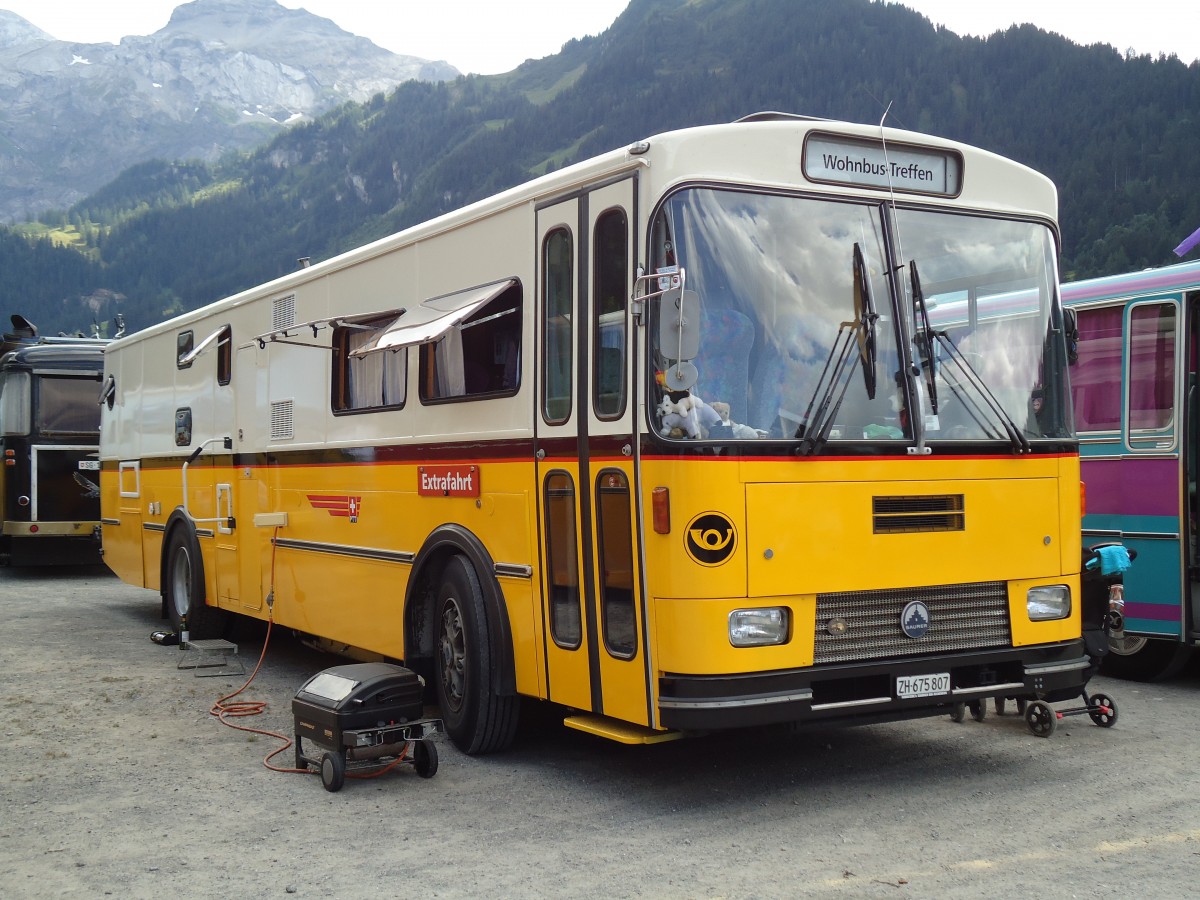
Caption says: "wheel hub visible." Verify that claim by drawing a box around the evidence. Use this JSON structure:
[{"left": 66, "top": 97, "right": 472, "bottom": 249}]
[{"left": 439, "top": 598, "right": 466, "bottom": 711}]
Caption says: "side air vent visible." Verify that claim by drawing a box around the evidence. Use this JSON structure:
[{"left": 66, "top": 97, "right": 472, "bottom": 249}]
[
  {"left": 272, "top": 294, "right": 296, "bottom": 331},
  {"left": 270, "top": 400, "right": 294, "bottom": 440},
  {"left": 873, "top": 494, "right": 964, "bottom": 533}
]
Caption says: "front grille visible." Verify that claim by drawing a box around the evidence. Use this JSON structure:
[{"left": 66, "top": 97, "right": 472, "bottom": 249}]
[
  {"left": 873, "top": 494, "right": 964, "bottom": 533},
  {"left": 814, "top": 581, "right": 1011, "bottom": 665}
]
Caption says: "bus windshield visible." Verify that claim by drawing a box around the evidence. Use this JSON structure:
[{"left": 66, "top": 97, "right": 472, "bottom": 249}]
[{"left": 649, "top": 188, "right": 1071, "bottom": 446}]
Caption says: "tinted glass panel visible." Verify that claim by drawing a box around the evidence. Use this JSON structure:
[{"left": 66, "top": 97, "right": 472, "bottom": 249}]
[
  {"left": 1071, "top": 306, "right": 1123, "bottom": 432},
  {"left": 36, "top": 376, "right": 101, "bottom": 434},
  {"left": 1128, "top": 303, "right": 1175, "bottom": 444},
  {"left": 596, "top": 469, "right": 636, "bottom": 658},
  {"left": 544, "top": 472, "right": 582, "bottom": 649},
  {"left": 217, "top": 326, "right": 232, "bottom": 386},
  {"left": 593, "top": 209, "right": 627, "bottom": 419},
  {"left": 542, "top": 228, "right": 573, "bottom": 423}
]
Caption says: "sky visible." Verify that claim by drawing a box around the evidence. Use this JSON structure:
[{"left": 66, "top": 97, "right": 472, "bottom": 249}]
[{"left": 0, "top": 0, "right": 1196, "bottom": 74}]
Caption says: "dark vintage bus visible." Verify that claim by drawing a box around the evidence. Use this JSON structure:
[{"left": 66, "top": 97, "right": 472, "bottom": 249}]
[{"left": 0, "top": 316, "right": 110, "bottom": 566}]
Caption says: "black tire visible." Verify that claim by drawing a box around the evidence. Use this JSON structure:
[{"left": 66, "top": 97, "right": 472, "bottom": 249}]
[
  {"left": 1087, "top": 692, "right": 1118, "bottom": 727},
  {"left": 320, "top": 751, "right": 345, "bottom": 792},
  {"left": 434, "top": 555, "right": 519, "bottom": 755},
  {"left": 950, "top": 702, "right": 966, "bottom": 723},
  {"left": 1025, "top": 700, "right": 1057, "bottom": 738},
  {"left": 1102, "top": 636, "right": 1192, "bottom": 681},
  {"left": 994, "top": 697, "right": 1007, "bottom": 716},
  {"left": 164, "top": 524, "right": 227, "bottom": 639},
  {"left": 414, "top": 740, "right": 438, "bottom": 778},
  {"left": 969, "top": 700, "right": 987, "bottom": 722}
]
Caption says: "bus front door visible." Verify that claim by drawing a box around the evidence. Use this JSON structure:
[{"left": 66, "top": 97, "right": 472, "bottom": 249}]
[{"left": 535, "top": 181, "right": 653, "bottom": 729}]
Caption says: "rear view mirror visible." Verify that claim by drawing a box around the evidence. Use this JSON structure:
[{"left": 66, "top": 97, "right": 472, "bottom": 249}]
[
  {"left": 658, "top": 288, "right": 700, "bottom": 361},
  {"left": 658, "top": 288, "right": 700, "bottom": 391},
  {"left": 1063, "top": 306, "right": 1079, "bottom": 365}
]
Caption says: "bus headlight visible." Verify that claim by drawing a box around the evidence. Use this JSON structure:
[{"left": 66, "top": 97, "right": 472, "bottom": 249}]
[
  {"left": 1027, "top": 585, "right": 1071, "bottom": 621},
  {"left": 729, "top": 608, "right": 790, "bottom": 646}
]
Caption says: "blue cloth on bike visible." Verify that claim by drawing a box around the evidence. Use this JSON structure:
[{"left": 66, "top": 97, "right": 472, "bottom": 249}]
[{"left": 1086, "top": 544, "right": 1131, "bottom": 575}]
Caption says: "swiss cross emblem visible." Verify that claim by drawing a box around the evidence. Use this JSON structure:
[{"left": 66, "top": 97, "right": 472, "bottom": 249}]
[{"left": 307, "top": 494, "right": 362, "bottom": 523}]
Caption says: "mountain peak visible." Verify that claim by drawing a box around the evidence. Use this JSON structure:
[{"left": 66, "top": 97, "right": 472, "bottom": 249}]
[
  {"left": 0, "top": 10, "right": 54, "bottom": 49},
  {"left": 161, "top": 0, "right": 364, "bottom": 50},
  {"left": 0, "top": 0, "right": 459, "bottom": 222}
]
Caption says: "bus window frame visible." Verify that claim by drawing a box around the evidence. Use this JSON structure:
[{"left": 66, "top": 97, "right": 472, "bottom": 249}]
[
  {"left": 1125, "top": 298, "right": 1179, "bottom": 452},
  {"left": 417, "top": 282, "right": 523, "bottom": 405},
  {"left": 592, "top": 206, "right": 629, "bottom": 422},
  {"left": 332, "top": 316, "right": 409, "bottom": 415},
  {"left": 541, "top": 226, "right": 574, "bottom": 425}
]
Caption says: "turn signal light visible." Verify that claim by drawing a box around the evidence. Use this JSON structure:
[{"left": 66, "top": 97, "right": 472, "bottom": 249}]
[
  {"left": 652, "top": 487, "right": 670, "bottom": 534},
  {"left": 1080, "top": 480, "right": 1086, "bottom": 518}
]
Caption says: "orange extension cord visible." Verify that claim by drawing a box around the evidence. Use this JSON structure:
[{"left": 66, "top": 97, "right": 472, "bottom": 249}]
[{"left": 206, "top": 529, "right": 408, "bottom": 780}]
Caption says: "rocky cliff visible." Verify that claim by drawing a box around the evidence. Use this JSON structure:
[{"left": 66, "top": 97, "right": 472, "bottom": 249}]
[{"left": 0, "top": 0, "right": 458, "bottom": 221}]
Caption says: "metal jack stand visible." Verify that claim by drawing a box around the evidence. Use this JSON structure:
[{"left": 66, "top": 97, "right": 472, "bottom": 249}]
[{"left": 177, "top": 638, "right": 245, "bottom": 677}]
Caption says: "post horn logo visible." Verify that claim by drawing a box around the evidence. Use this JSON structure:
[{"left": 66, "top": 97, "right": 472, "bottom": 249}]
[{"left": 685, "top": 512, "right": 737, "bottom": 566}]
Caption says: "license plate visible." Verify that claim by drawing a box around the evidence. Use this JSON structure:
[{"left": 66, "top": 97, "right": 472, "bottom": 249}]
[
  {"left": 78, "top": 460, "right": 100, "bottom": 470},
  {"left": 896, "top": 672, "right": 950, "bottom": 699}
]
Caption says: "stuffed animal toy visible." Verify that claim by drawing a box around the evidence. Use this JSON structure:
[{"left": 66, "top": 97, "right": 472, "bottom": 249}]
[
  {"left": 657, "top": 392, "right": 722, "bottom": 439},
  {"left": 709, "top": 401, "right": 763, "bottom": 439}
]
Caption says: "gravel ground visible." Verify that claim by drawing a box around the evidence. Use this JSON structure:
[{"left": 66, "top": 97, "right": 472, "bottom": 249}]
[{"left": 2, "top": 564, "right": 1199, "bottom": 899}]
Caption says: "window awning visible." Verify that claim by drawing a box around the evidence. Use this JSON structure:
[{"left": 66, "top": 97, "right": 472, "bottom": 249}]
[{"left": 350, "top": 279, "right": 516, "bottom": 357}]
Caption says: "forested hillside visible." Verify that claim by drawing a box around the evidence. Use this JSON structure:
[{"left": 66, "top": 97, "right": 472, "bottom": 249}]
[{"left": 4, "top": 0, "right": 1198, "bottom": 336}]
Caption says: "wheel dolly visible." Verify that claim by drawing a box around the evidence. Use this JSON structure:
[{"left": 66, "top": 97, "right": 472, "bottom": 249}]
[
  {"left": 292, "top": 662, "right": 444, "bottom": 792},
  {"left": 985, "top": 543, "right": 1130, "bottom": 737}
]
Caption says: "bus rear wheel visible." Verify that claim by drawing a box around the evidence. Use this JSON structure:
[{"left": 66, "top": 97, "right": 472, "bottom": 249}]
[
  {"left": 165, "top": 525, "right": 226, "bottom": 640},
  {"left": 434, "top": 555, "right": 518, "bottom": 755},
  {"left": 1102, "top": 635, "right": 1191, "bottom": 681}
]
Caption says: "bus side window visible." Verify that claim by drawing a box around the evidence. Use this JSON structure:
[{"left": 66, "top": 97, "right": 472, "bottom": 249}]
[
  {"left": 544, "top": 472, "right": 582, "bottom": 648},
  {"left": 1070, "top": 306, "right": 1123, "bottom": 432},
  {"left": 333, "top": 318, "right": 407, "bottom": 412},
  {"left": 217, "top": 326, "right": 232, "bottom": 386},
  {"left": 419, "top": 284, "right": 522, "bottom": 402},
  {"left": 176, "top": 331, "right": 194, "bottom": 369},
  {"left": 1128, "top": 301, "right": 1176, "bottom": 447},
  {"left": 596, "top": 469, "right": 636, "bottom": 659},
  {"left": 593, "top": 208, "right": 627, "bottom": 419},
  {"left": 542, "top": 227, "right": 573, "bottom": 423}
]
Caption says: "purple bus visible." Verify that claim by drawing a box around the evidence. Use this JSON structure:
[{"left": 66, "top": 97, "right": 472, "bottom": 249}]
[{"left": 1062, "top": 260, "right": 1200, "bottom": 679}]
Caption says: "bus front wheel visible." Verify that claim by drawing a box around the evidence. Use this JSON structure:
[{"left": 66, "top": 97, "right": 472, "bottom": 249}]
[
  {"left": 1102, "top": 635, "right": 1191, "bottom": 682},
  {"left": 164, "top": 525, "right": 226, "bottom": 640},
  {"left": 434, "top": 555, "right": 518, "bottom": 755}
]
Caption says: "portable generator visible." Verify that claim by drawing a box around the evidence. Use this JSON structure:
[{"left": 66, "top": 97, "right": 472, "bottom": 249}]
[{"left": 292, "top": 662, "right": 443, "bottom": 792}]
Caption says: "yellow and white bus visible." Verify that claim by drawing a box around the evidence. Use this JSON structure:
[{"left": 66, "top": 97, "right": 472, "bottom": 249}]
[{"left": 100, "top": 113, "right": 1085, "bottom": 753}]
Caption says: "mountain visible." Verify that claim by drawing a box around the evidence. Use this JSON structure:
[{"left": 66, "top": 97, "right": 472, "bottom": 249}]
[
  {"left": 4, "top": 0, "right": 1200, "bottom": 337},
  {"left": 0, "top": 0, "right": 457, "bottom": 222}
]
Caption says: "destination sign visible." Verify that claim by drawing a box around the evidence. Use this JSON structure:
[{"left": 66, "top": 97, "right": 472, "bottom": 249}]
[{"left": 804, "top": 134, "right": 962, "bottom": 196}]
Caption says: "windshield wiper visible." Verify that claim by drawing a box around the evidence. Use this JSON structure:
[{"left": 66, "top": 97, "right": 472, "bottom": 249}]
[
  {"left": 795, "top": 243, "right": 879, "bottom": 454},
  {"left": 909, "top": 261, "right": 939, "bottom": 416},
  {"left": 906, "top": 260, "right": 1030, "bottom": 453},
  {"left": 928, "top": 329, "right": 1033, "bottom": 453}
]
